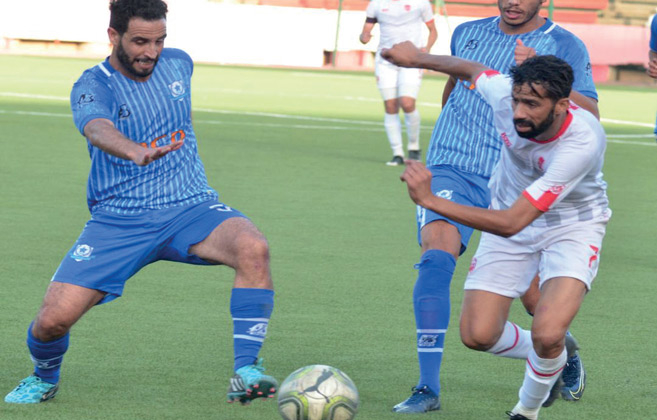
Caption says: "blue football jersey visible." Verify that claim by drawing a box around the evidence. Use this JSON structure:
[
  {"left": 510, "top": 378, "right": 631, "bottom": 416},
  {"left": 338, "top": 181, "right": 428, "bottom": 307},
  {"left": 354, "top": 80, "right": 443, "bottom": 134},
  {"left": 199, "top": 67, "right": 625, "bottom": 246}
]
[
  {"left": 426, "top": 17, "right": 597, "bottom": 178},
  {"left": 70, "top": 48, "right": 218, "bottom": 214}
]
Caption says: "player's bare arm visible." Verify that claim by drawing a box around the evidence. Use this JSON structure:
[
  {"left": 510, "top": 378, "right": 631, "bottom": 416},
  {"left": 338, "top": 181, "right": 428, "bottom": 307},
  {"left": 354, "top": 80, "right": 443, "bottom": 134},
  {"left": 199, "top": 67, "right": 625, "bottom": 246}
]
[
  {"left": 382, "top": 41, "right": 488, "bottom": 84},
  {"left": 423, "top": 20, "right": 438, "bottom": 53},
  {"left": 401, "top": 160, "right": 543, "bottom": 237},
  {"left": 84, "top": 118, "right": 183, "bottom": 166},
  {"left": 647, "top": 49, "right": 657, "bottom": 79},
  {"left": 359, "top": 19, "right": 376, "bottom": 44}
]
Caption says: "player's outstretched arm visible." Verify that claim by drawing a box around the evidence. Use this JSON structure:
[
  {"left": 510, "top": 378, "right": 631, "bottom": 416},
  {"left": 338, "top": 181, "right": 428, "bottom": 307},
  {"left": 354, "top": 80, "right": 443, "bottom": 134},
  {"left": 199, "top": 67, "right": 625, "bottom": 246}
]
[
  {"left": 401, "top": 160, "right": 543, "bottom": 237},
  {"left": 382, "top": 41, "right": 488, "bottom": 83},
  {"left": 84, "top": 118, "right": 183, "bottom": 166}
]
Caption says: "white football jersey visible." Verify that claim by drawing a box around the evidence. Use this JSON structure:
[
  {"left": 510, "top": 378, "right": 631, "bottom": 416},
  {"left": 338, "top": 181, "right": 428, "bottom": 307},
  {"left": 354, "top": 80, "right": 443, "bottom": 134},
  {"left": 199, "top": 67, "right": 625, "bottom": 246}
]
[
  {"left": 475, "top": 71, "right": 611, "bottom": 228},
  {"left": 366, "top": 0, "right": 434, "bottom": 52}
]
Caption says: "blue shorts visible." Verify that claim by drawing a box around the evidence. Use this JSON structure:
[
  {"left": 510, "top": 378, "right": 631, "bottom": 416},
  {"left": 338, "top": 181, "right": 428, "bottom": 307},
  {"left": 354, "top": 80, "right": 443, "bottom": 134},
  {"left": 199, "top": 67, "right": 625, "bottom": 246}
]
[
  {"left": 52, "top": 200, "right": 247, "bottom": 304},
  {"left": 416, "top": 165, "right": 491, "bottom": 255}
]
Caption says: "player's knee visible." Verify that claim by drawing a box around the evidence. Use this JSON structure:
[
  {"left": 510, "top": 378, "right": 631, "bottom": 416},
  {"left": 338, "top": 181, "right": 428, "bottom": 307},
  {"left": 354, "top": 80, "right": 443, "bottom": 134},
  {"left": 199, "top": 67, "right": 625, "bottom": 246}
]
[
  {"left": 235, "top": 234, "right": 270, "bottom": 268},
  {"left": 531, "top": 329, "right": 565, "bottom": 355},
  {"left": 33, "top": 317, "right": 71, "bottom": 342},
  {"left": 460, "top": 324, "right": 497, "bottom": 352}
]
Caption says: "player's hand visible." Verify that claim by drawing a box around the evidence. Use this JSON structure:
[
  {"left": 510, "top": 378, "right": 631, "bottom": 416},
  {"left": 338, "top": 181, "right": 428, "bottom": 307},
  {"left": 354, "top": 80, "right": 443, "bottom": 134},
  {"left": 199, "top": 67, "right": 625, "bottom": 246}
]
[
  {"left": 359, "top": 32, "right": 372, "bottom": 44},
  {"left": 381, "top": 41, "right": 422, "bottom": 68},
  {"left": 647, "top": 58, "right": 657, "bottom": 79},
  {"left": 514, "top": 39, "right": 536, "bottom": 66},
  {"left": 400, "top": 160, "right": 434, "bottom": 207},
  {"left": 132, "top": 141, "right": 184, "bottom": 166}
]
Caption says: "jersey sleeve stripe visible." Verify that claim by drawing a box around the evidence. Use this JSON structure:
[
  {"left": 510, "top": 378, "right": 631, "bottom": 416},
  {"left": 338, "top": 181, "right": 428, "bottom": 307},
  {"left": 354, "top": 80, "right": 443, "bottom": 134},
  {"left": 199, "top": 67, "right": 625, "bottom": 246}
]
[{"left": 522, "top": 190, "right": 555, "bottom": 212}]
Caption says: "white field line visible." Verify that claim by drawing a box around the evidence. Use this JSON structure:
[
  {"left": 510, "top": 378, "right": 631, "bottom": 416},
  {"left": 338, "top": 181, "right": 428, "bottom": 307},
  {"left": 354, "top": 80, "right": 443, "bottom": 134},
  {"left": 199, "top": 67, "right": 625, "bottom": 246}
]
[{"left": 0, "top": 92, "right": 654, "bottom": 145}]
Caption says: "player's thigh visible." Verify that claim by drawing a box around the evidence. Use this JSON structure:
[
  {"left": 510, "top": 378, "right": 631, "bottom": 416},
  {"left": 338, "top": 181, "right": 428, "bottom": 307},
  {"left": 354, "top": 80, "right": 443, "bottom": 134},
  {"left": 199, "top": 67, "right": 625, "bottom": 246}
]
[
  {"left": 464, "top": 231, "right": 540, "bottom": 299},
  {"left": 52, "top": 212, "right": 163, "bottom": 305},
  {"left": 537, "top": 219, "right": 607, "bottom": 292},
  {"left": 460, "top": 289, "right": 513, "bottom": 348},
  {"left": 375, "top": 59, "right": 400, "bottom": 99},
  {"left": 417, "top": 166, "right": 490, "bottom": 255},
  {"left": 532, "top": 276, "right": 586, "bottom": 342},
  {"left": 398, "top": 67, "right": 422, "bottom": 104},
  {"left": 188, "top": 216, "right": 268, "bottom": 268}
]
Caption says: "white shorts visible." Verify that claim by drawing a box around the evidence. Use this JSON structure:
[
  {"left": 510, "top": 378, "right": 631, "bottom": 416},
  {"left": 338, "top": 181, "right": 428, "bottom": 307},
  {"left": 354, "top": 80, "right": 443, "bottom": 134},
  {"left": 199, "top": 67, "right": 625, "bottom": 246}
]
[
  {"left": 464, "top": 218, "right": 608, "bottom": 298},
  {"left": 375, "top": 53, "right": 422, "bottom": 101}
]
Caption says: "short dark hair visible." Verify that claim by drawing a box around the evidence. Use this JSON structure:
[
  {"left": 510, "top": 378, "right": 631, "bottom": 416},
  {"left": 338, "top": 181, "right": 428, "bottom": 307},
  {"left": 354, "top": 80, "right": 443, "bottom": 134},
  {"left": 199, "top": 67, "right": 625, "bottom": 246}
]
[
  {"left": 109, "top": 0, "right": 168, "bottom": 35},
  {"left": 510, "top": 55, "right": 574, "bottom": 102}
]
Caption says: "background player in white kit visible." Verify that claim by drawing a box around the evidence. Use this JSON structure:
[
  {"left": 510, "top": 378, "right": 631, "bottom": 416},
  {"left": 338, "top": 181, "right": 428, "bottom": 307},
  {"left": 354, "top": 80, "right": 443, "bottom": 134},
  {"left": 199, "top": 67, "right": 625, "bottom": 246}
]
[
  {"left": 359, "top": 0, "right": 437, "bottom": 165},
  {"left": 384, "top": 42, "right": 610, "bottom": 420}
]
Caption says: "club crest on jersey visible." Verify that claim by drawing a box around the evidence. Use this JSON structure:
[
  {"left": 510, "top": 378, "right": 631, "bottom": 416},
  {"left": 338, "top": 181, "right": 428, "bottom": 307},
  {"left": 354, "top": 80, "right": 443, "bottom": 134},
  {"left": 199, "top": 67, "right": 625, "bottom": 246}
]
[
  {"left": 77, "top": 94, "right": 94, "bottom": 105},
  {"left": 418, "top": 334, "right": 438, "bottom": 347},
  {"left": 404, "top": 4, "right": 411, "bottom": 11},
  {"left": 537, "top": 156, "right": 545, "bottom": 171},
  {"left": 247, "top": 323, "right": 268, "bottom": 337},
  {"left": 168, "top": 80, "right": 187, "bottom": 100},
  {"left": 549, "top": 185, "right": 565, "bottom": 195},
  {"left": 435, "top": 189, "right": 453, "bottom": 200},
  {"left": 465, "top": 39, "right": 478, "bottom": 50},
  {"left": 70, "top": 244, "right": 94, "bottom": 262},
  {"left": 119, "top": 104, "right": 131, "bottom": 119}
]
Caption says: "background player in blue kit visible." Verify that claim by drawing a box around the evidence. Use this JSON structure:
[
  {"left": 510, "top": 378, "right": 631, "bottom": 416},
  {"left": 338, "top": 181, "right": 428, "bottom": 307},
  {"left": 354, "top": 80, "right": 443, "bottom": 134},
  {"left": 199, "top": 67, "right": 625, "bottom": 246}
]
[
  {"left": 646, "top": 13, "right": 657, "bottom": 141},
  {"left": 391, "top": 0, "right": 598, "bottom": 413},
  {"left": 5, "top": 0, "right": 277, "bottom": 405}
]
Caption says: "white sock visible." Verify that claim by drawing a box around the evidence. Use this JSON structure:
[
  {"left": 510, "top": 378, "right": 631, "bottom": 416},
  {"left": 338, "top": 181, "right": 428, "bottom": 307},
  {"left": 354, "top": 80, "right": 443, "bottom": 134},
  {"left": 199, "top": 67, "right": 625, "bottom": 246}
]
[
  {"left": 384, "top": 113, "right": 404, "bottom": 157},
  {"left": 404, "top": 109, "right": 421, "bottom": 151},
  {"left": 518, "top": 347, "right": 567, "bottom": 410},
  {"left": 510, "top": 401, "right": 539, "bottom": 420},
  {"left": 486, "top": 322, "right": 533, "bottom": 360}
]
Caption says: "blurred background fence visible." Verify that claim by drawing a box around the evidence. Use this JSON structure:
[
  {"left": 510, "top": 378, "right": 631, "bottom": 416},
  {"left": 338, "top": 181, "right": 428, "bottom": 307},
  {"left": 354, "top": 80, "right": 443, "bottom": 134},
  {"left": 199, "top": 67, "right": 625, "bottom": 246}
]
[{"left": 0, "top": 0, "right": 654, "bottom": 83}]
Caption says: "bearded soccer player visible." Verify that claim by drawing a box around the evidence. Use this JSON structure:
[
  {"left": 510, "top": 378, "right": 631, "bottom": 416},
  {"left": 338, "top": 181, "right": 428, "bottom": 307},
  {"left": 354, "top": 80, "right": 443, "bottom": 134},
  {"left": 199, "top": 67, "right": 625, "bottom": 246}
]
[
  {"left": 385, "top": 42, "right": 609, "bottom": 420},
  {"left": 386, "top": 0, "right": 595, "bottom": 413},
  {"left": 5, "top": 0, "right": 277, "bottom": 405}
]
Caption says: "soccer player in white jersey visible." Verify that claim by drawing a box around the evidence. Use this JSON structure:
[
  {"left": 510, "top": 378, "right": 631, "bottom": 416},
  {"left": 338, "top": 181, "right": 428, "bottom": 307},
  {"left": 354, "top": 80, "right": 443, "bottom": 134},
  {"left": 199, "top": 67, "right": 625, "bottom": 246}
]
[
  {"left": 359, "top": 0, "right": 437, "bottom": 165},
  {"left": 5, "top": 0, "right": 277, "bottom": 405},
  {"left": 384, "top": 0, "right": 596, "bottom": 413},
  {"left": 384, "top": 42, "right": 610, "bottom": 420}
]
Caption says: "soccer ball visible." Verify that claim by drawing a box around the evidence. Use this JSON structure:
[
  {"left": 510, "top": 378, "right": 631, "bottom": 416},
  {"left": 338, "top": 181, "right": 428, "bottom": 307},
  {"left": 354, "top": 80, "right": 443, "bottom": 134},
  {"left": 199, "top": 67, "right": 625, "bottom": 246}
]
[{"left": 277, "top": 365, "right": 359, "bottom": 420}]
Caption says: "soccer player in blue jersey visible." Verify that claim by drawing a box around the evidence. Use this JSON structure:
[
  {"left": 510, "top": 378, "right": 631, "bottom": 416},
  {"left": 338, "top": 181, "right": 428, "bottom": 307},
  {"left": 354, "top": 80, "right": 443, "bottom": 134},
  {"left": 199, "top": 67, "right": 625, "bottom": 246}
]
[
  {"left": 388, "top": 0, "right": 597, "bottom": 413},
  {"left": 5, "top": 0, "right": 277, "bottom": 405},
  {"left": 647, "top": 13, "right": 657, "bottom": 141}
]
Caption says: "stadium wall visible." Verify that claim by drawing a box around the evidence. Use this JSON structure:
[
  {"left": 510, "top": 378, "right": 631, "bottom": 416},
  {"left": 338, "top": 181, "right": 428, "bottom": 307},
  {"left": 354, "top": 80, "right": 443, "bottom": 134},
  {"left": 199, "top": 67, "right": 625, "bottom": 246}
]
[{"left": 0, "top": 0, "right": 650, "bottom": 82}]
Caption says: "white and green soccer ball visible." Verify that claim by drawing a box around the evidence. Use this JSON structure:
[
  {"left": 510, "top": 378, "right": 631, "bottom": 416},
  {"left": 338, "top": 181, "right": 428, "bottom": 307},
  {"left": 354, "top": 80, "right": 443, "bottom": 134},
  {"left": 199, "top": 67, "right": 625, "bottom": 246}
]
[{"left": 277, "top": 365, "right": 359, "bottom": 420}]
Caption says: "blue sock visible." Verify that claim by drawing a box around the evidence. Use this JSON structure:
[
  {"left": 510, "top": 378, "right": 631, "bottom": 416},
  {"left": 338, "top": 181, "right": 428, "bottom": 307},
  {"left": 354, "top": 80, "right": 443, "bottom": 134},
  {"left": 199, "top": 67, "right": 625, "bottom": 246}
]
[
  {"left": 26, "top": 322, "right": 69, "bottom": 384},
  {"left": 231, "top": 288, "right": 274, "bottom": 371},
  {"left": 413, "top": 249, "right": 456, "bottom": 395}
]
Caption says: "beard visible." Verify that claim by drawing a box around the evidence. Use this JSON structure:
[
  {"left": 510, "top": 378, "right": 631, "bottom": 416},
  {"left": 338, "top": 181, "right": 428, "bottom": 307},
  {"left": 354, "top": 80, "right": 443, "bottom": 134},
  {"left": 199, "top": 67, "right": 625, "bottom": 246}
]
[
  {"left": 514, "top": 109, "right": 556, "bottom": 139},
  {"left": 499, "top": 0, "right": 542, "bottom": 27},
  {"left": 116, "top": 41, "right": 159, "bottom": 79}
]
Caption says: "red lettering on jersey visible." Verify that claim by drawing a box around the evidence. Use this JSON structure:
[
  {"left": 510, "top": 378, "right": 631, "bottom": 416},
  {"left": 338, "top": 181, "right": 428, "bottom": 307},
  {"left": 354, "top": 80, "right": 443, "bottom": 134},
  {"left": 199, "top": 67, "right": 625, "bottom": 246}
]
[{"left": 501, "top": 132, "right": 512, "bottom": 148}]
